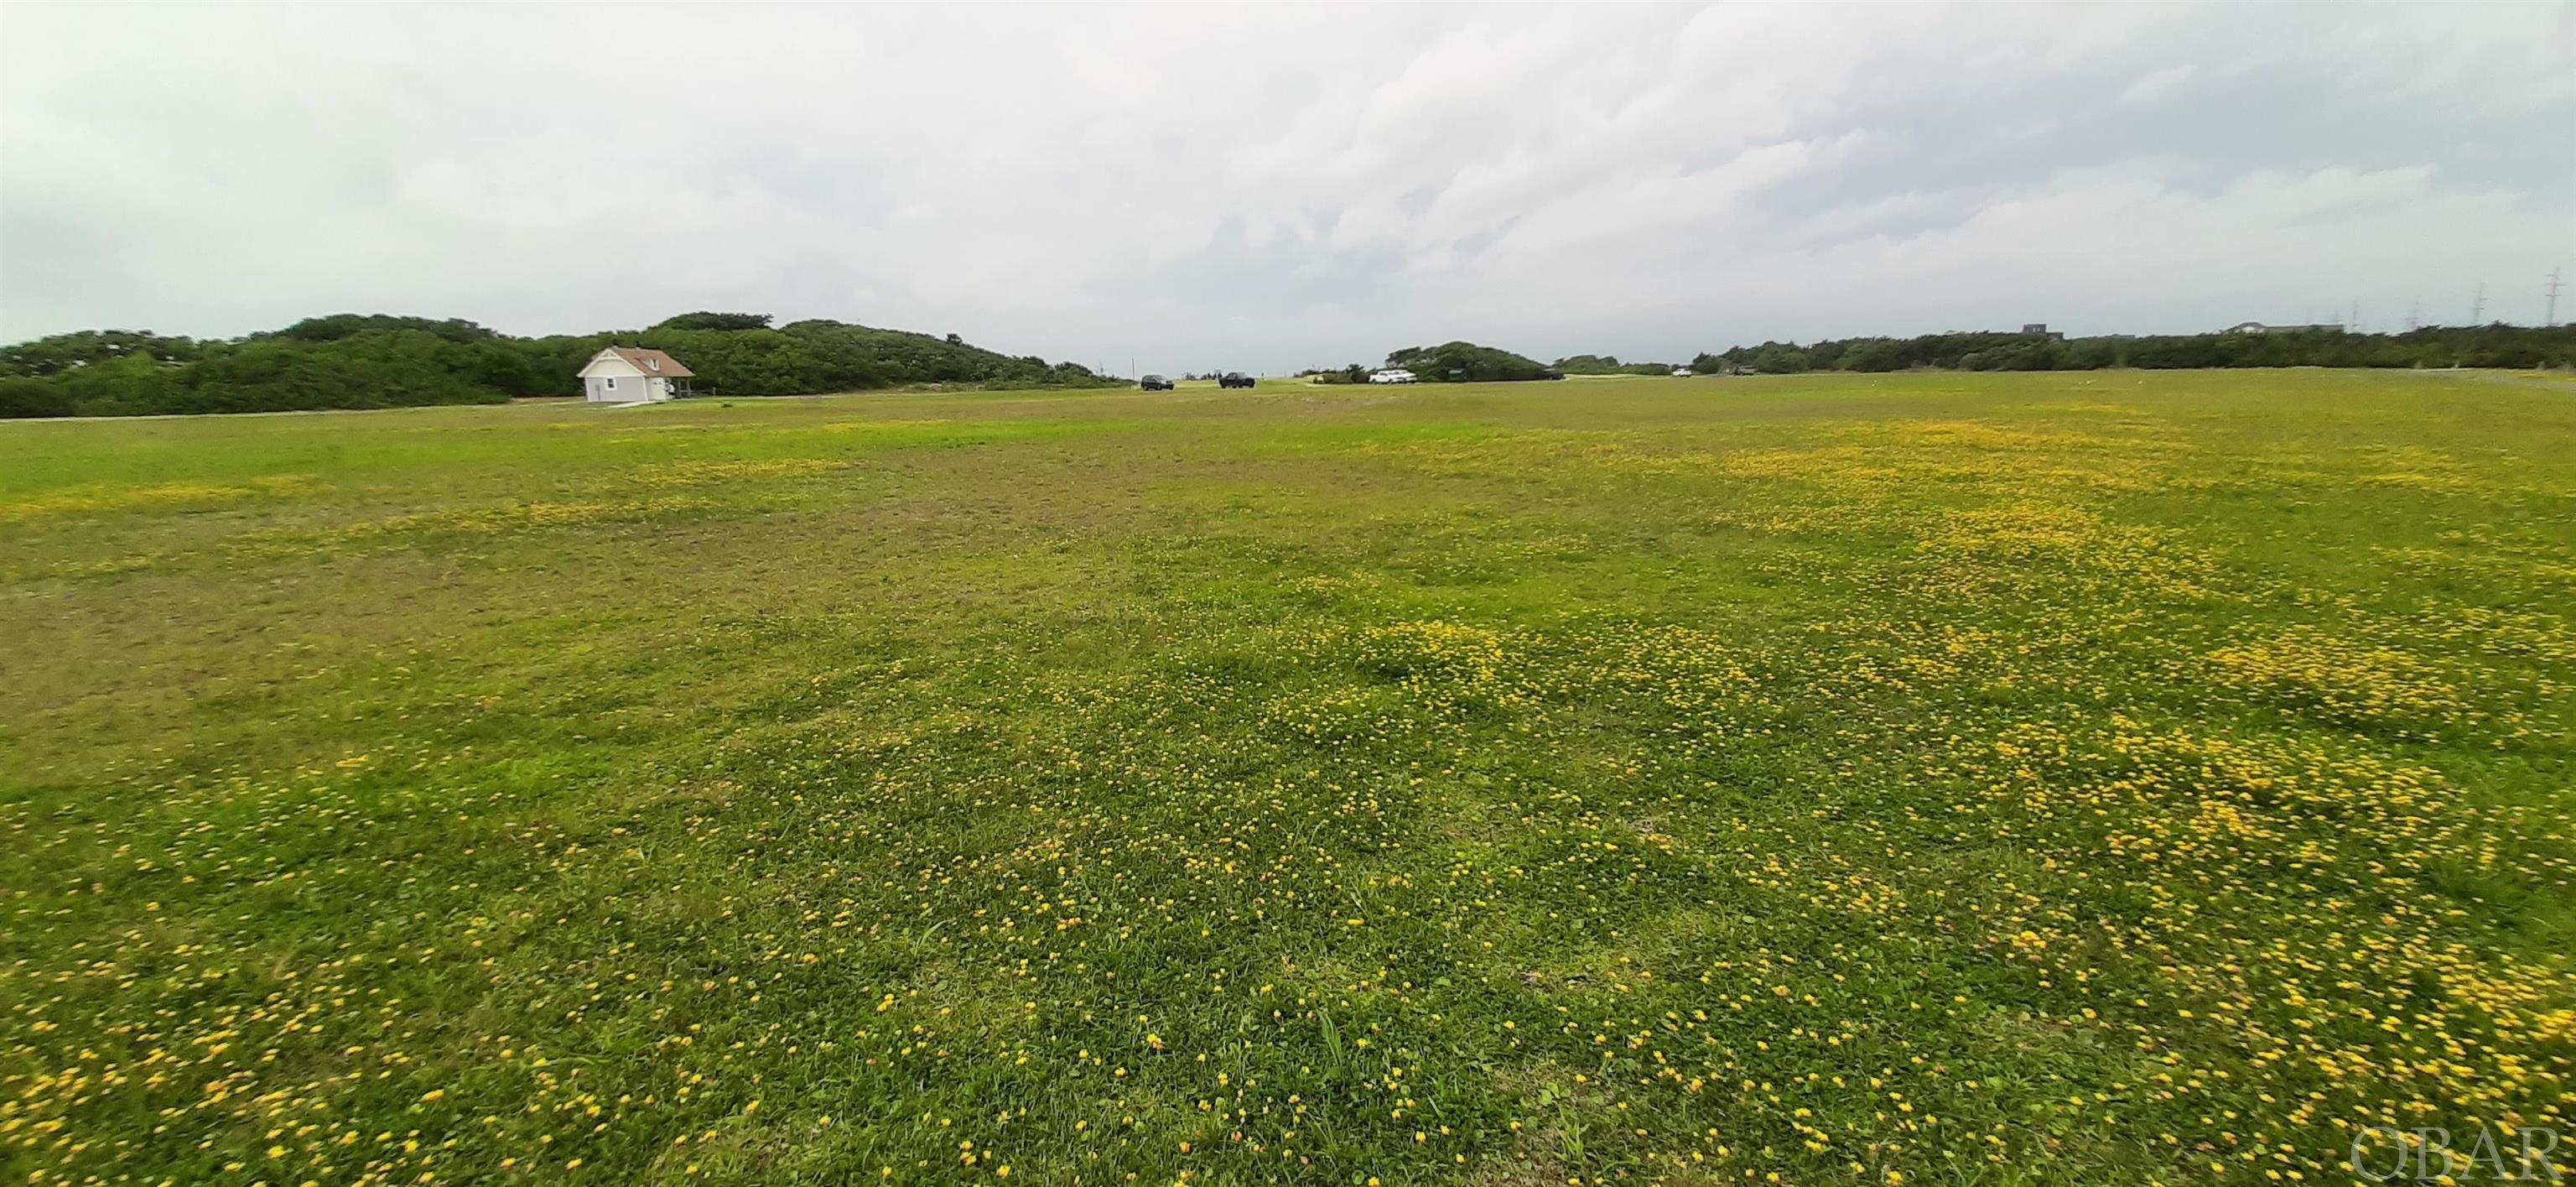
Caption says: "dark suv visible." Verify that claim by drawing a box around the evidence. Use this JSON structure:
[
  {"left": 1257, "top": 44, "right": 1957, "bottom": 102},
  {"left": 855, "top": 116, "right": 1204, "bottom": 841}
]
[
  {"left": 1139, "top": 374, "right": 1173, "bottom": 391},
  {"left": 1218, "top": 372, "right": 1254, "bottom": 389}
]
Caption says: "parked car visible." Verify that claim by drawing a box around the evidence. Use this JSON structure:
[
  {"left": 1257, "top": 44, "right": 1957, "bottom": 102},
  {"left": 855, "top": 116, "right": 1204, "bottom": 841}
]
[
  {"left": 1540, "top": 368, "right": 1566, "bottom": 380},
  {"left": 1368, "top": 368, "right": 1416, "bottom": 384},
  {"left": 1670, "top": 367, "right": 1693, "bottom": 377},
  {"left": 1218, "top": 372, "right": 1255, "bottom": 389},
  {"left": 1139, "top": 374, "right": 1173, "bottom": 391}
]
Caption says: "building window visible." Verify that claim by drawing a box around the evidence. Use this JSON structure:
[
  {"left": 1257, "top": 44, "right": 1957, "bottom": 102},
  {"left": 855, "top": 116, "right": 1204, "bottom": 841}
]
[{"left": 604, "top": 377, "right": 616, "bottom": 390}]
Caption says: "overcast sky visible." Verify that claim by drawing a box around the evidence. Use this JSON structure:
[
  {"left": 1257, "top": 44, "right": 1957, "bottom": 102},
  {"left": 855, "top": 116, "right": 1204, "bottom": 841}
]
[{"left": 3, "top": 3, "right": 2570, "bottom": 372}]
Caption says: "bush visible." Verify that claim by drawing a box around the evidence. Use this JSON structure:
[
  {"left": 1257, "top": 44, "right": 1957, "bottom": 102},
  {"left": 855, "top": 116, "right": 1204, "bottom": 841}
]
[
  {"left": 0, "top": 377, "right": 75, "bottom": 418},
  {"left": 267, "top": 315, "right": 496, "bottom": 345},
  {"left": 1553, "top": 354, "right": 1622, "bottom": 375},
  {"left": 1384, "top": 341, "right": 1551, "bottom": 382},
  {"left": 1, "top": 330, "right": 200, "bottom": 377},
  {"left": 652, "top": 312, "right": 774, "bottom": 332}
]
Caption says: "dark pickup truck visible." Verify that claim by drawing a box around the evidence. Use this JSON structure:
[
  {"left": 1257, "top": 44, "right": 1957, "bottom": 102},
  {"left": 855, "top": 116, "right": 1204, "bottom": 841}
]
[{"left": 1218, "top": 372, "right": 1255, "bottom": 389}]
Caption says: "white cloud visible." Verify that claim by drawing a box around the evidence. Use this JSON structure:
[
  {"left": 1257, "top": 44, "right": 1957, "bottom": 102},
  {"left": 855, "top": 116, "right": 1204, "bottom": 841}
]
[
  {"left": 2, "top": 1, "right": 2568, "bottom": 369},
  {"left": 2122, "top": 65, "right": 2198, "bottom": 105}
]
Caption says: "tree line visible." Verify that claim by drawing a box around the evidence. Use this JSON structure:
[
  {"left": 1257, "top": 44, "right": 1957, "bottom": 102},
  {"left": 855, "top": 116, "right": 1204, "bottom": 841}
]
[
  {"left": 1689, "top": 324, "right": 2576, "bottom": 376},
  {"left": 1552, "top": 354, "right": 1685, "bottom": 376},
  {"left": 1281, "top": 325, "right": 2573, "bottom": 390},
  {"left": 0, "top": 312, "right": 1123, "bottom": 419},
  {"left": 1289, "top": 324, "right": 2576, "bottom": 390}
]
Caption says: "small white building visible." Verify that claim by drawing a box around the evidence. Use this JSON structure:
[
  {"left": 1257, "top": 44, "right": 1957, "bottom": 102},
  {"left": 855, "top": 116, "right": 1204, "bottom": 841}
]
[{"left": 579, "top": 346, "right": 695, "bottom": 403}]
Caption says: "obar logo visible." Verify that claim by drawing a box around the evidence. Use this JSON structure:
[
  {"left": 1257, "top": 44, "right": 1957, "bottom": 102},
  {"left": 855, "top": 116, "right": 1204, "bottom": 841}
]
[{"left": 2350, "top": 1127, "right": 2562, "bottom": 1183}]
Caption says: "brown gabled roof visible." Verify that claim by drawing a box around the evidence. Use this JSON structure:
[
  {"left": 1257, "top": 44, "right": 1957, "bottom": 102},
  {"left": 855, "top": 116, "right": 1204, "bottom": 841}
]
[{"left": 605, "top": 346, "right": 693, "bottom": 377}]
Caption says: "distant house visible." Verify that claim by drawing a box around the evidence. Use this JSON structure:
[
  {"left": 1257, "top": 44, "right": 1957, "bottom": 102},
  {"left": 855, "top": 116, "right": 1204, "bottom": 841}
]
[
  {"left": 2020, "top": 323, "right": 2065, "bottom": 341},
  {"left": 2224, "top": 321, "right": 2343, "bottom": 336},
  {"left": 579, "top": 346, "right": 695, "bottom": 403}
]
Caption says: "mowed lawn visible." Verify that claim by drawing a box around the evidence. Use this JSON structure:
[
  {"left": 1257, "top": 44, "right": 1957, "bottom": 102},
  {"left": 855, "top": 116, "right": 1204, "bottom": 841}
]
[{"left": 4, "top": 372, "right": 2573, "bottom": 1187}]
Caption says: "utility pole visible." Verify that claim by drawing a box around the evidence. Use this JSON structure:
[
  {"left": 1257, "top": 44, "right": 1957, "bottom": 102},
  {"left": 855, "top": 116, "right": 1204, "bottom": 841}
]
[
  {"left": 2407, "top": 297, "right": 2421, "bottom": 332},
  {"left": 2547, "top": 268, "right": 2563, "bottom": 327},
  {"left": 2350, "top": 301, "right": 2361, "bottom": 334},
  {"left": 2471, "top": 283, "right": 2485, "bottom": 325}
]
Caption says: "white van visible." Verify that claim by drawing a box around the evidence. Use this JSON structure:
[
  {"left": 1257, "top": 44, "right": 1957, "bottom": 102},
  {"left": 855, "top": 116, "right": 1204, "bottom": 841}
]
[{"left": 1368, "top": 368, "right": 1417, "bottom": 384}]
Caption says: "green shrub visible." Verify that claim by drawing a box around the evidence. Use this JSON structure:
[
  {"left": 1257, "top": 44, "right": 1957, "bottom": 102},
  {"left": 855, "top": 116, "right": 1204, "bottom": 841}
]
[
  {"left": 0, "top": 376, "right": 75, "bottom": 418},
  {"left": 1384, "top": 341, "right": 1551, "bottom": 382}
]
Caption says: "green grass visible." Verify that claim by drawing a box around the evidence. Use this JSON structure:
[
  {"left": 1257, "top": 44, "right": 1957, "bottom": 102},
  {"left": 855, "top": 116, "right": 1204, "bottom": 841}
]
[{"left": 4, "top": 372, "right": 2573, "bottom": 1187}]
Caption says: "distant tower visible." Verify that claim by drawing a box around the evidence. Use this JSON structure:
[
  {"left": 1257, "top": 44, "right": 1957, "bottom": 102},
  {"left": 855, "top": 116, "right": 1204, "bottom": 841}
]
[
  {"left": 2547, "top": 268, "right": 2563, "bottom": 327},
  {"left": 2472, "top": 283, "right": 2486, "bottom": 325},
  {"left": 2407, "top": 297, "right": 2421, "bottom": 331}
]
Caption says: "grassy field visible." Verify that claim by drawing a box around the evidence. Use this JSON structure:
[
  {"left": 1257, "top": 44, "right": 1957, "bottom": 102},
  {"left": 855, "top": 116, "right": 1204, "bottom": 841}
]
[{"left": 4, "top": 371, "right": 2573, "bottom": 1187}]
